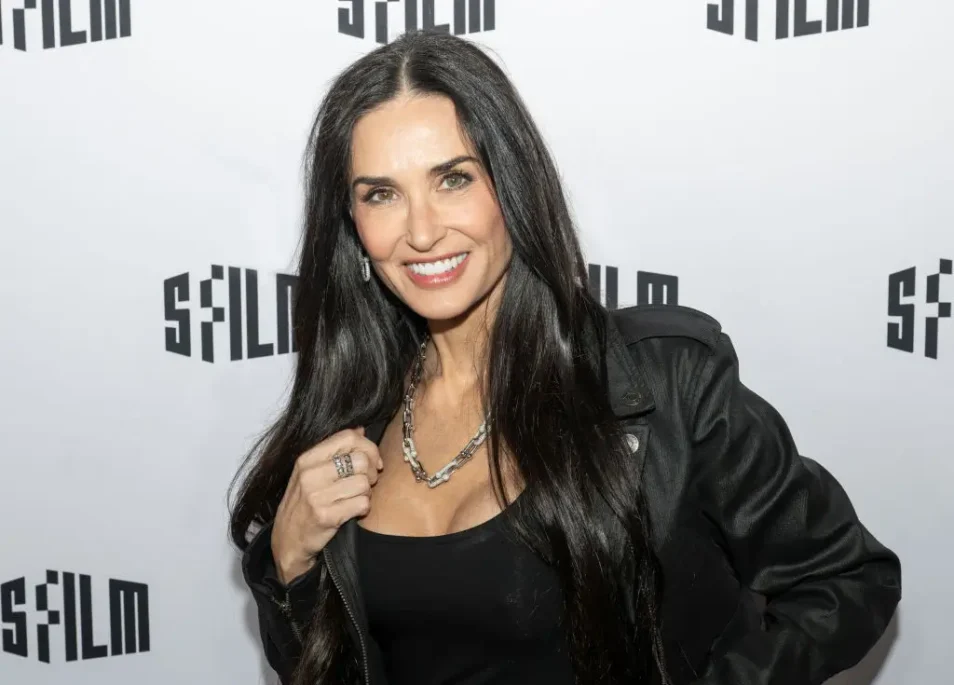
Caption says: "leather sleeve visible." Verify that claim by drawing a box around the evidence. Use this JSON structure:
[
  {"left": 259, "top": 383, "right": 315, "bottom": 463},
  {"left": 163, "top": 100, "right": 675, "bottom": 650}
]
[
  {"left": 688, "top": 332, "right": 902, "bottom": 685},
  {"left": 241, "top": 521, "right": 324, "bottom": 684}
]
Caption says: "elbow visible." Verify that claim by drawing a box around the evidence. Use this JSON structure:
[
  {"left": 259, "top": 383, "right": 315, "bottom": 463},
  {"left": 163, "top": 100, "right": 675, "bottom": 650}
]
[{"left": 868, "top": 551, "right": 902, "bottom": 629}]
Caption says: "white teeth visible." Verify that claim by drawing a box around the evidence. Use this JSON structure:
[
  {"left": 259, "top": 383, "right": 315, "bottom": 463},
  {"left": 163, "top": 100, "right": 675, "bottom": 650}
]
[{"left": 407, "top": 253, "right": 467, "bottom": 276}]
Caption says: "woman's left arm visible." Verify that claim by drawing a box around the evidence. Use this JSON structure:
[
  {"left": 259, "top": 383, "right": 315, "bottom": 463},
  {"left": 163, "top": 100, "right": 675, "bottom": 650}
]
[{"left": 689, "top": 332, "right": 902, "bottom": 685}]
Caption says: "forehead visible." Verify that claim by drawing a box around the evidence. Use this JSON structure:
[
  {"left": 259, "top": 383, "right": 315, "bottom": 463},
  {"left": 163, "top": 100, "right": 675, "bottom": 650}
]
[{"left": 350, "top": 93, "right": 471, "bottom": 175}]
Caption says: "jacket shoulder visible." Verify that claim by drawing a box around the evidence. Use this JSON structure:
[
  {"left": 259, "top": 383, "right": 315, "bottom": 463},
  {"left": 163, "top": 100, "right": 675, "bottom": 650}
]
[{"left": 609, "top": 304, "right": 724, "bottom": 351}]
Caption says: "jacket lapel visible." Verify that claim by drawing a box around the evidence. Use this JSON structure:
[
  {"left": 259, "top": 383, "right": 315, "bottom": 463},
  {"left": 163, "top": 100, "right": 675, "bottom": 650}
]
[
  {"left": 322, "top": 415, "right": 390, "bottom": 682},
  {"left": 604, "top": 307, "right": 656, "bottom": 418}
]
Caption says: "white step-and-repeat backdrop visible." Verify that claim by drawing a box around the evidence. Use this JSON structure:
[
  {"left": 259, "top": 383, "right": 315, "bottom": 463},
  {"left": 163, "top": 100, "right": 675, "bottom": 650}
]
[{"left": 1, "top": 1, "right": 948, "bottom": 683}]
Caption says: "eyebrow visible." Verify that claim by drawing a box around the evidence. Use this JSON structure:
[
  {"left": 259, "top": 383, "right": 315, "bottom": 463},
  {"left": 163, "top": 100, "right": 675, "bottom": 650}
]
[{"left": 351, "top": 155, "right": 479, "bottom": 191}]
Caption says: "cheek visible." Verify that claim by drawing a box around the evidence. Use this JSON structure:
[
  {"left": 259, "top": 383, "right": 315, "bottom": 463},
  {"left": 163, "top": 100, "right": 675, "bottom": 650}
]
[
  {"left": 491, "top": 213, "right": 511, "bottom": 253},
  {"left": 356, "top": 215, "right": 403, "bottom": 260},
  {"left": 482, "top": 204, "right": 511, "bottom": 257},
  {"left": 458, "top": 190, "right": 509, "bottom": 249}
]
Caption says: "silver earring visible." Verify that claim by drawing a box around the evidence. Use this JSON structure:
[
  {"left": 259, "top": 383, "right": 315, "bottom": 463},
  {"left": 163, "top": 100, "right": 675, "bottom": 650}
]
[{"left": 361, "top": 255, "right": 371, "bottom": 283}]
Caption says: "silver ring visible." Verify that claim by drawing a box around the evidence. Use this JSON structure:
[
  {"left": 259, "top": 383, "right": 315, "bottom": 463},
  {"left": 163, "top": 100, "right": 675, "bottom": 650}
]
[
  {"left": 342, "top": 452, "right": 355, "bottom": 478},
  {"left": 332, "top": 454, "right": 347, "bottom": 480}
]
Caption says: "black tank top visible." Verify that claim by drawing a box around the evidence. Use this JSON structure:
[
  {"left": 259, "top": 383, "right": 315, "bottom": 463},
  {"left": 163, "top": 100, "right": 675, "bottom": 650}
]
[{"left": 355, "top": 498, "right": 576, "bottom": 685}]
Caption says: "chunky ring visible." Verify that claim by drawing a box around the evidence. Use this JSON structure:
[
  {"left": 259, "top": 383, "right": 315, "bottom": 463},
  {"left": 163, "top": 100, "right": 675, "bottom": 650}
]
[
  {"left": 342, "top": 452, "right": 355, "bottom": 478},
  {"left": 332, "top": 454, "right": 347, "bottom": 480}
]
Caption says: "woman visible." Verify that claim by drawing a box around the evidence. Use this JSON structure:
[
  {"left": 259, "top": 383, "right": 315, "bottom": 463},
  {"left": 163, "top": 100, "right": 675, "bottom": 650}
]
[{"left": 229, "top": 30, "right": 901, "bottom": 685}]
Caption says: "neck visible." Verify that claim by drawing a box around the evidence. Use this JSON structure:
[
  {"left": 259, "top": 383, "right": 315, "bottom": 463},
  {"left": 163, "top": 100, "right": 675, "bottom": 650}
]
[{"left": 421, "top": 279, "right": 504, "bottom": 401}]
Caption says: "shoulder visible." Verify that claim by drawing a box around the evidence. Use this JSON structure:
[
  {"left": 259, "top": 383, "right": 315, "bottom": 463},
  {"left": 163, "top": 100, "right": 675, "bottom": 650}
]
[
  {"left": 606, "top": 305, "right": 739, "bottom": 405},
  {"left": 609, "top": 304, "right": 727, "bottom": 354}
]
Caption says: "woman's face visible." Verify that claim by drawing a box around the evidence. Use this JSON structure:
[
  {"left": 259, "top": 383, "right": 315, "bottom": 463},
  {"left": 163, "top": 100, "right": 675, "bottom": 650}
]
[{"left": 349, "top": 93, "right": 512, "bottom": 323}]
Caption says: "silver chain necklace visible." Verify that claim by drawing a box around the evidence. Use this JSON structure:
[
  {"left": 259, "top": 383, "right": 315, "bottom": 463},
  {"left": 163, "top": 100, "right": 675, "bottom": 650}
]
[{"left": 401, "top": 335, "right": 491, "bottom": 489}]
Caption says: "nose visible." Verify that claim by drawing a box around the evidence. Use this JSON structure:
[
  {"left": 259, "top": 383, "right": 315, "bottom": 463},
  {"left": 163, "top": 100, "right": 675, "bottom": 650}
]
[{"left": 405, "top": 196, "right": 446, "bottom": 253}]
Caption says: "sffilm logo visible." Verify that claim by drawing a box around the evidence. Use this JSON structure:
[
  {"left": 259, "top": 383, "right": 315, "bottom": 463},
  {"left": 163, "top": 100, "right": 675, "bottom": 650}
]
[
  {"left": 338, "top": 0, "right": 495, "bottom": 44},
  {"left": 0, "top": 0, "right": 131, "bottom": 52},
  {"left": 588, "top": 264, "right": 680, "bottom": 309},
  {"left": 887, "top": 259, "right": 951, "bottom": 360},
  {"left": 1, "top": 572, "right": 148, "bottom": 663},
  {"left": 164, "top": 265, "right": 298, "bottom": 364},
  {"left": 707, "top": 0, "right": 869, "bottom": 42}
]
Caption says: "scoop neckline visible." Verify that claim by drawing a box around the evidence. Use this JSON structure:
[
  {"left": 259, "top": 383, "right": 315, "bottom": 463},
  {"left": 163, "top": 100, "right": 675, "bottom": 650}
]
[{"left": 356, "top": 491, "right": 524, "bottom": 545}]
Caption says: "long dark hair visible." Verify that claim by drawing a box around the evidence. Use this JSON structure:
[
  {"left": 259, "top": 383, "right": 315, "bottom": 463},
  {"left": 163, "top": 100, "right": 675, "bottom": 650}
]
[{"left": 229, "top": 29, "right": 669, "bottom": 685}]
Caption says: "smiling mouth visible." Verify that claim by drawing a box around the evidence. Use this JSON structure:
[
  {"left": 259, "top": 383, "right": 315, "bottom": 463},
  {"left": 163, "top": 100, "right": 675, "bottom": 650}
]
[{"left": 405, "top": 252, "right": 469, "bottom": 276}]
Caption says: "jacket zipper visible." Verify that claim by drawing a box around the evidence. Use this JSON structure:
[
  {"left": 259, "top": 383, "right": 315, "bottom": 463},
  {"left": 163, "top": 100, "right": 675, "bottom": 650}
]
[
  {"left": 270, "top": 593, "right": 303, "bottom": 642},
  {"left": 324, "top": 548, "right": 371, "bottom": 685}
]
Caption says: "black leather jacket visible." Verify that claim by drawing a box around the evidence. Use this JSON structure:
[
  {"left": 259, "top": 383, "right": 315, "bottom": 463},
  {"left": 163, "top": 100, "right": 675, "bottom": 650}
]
[{"left": 240, "top": 304, "right": 902, "bottom": 685}]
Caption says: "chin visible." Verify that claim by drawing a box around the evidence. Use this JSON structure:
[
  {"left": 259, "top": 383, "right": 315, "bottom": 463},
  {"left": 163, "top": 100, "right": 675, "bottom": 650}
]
[{"left": 404, "top": 297, "right": 479, "bottom": 323}]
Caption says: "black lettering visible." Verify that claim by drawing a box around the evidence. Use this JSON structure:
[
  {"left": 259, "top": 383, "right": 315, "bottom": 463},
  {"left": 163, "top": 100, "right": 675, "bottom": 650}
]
[
  {"left": 103, "top": 0, "right": 130, "bottom": 39},
  {"left": 276, "top": 274, "right": 297, "bottom": 355},
  {"left": 856, "top": 0, "right": 870, "bottom": 27},
  {"left": 707, "top": 0, "right": 733, "bottom": 36},
  {"left": 587, "top": 264, "right": 619, "bottom": 310},
  {"left": 793, "top": 0, "right": 822, "bottom": 38},
  {"left": 924, "top": 259, "right": 952, "bottom": 360},
  {"left": 423, "top": 0, "right": 449, "bottom": 33},
  {"left": 229, "top": 266, "right": 243, "bottom": 361},
  {"left": 708, "top": 0, "right": 757, "bottom": 41},
  {"left": 1, "top": 577, "right": 28, "bottom": 658},
  {"left": 79, "top": 575, "right": 107, "bottom": 659},
  {"left": 836, "top": 0, "right": 870, "bottom": 30},
  {"left": 246, "top": 269, "right": 274, "bottom": 359},
  {"left": 826, "top": 0, "right": 839, "bottom": 32},
  {"left": 776, "top": 0, "right": 789, "bottom": 39},
  {"left": 109, "top": 579, "right": 149, "bottom": 655},
  {"left": 587, "top": 264, "right": 602, "bottom": 306},
  {"left": 454, "top": 0, "right": 465, "bottom": 34},
  {"left": 41, "top": 0, "right": 55, "bottom": 48},
  {"left": 11, "top": 4, "right": 31, "bottom": 51},
  {"left": 605, "top": 266, "right": 618, "bottom": 310},
  {"left": 637, "top": 271, "right": 678, "bottom": 306},
  {"left": 339, "top": 0, "right": 364, "bottom": 38},
  {"left": 341, "top": 1, "right": 491, "bottom": 43},
  {"left": 886, "top": 267, "right": 916, "bottom": 353},
  {"left": 403, "top": 0, "right": 416, "bottom": 37},
  {"left": 59, "top": 0, "right": 87, "bottom": 46},
  {"left": 200, "top": 265, "right": 225, "bottom": 363},
  {"left": 64, "top": 572, "right": 78, "bottom": 661},
  {"left": 375, "top": 0, "right": 400, "bottom": 44},
  {"left": 164, "top": 273, "right": 191, "bottom": 357},
  {"left": 482, "top": 0, "right": 494, "bottom": 31},
  {"left": 743, "top": 0, "right": 757, "bottom": 41},
  {"left": 0, "top": 0, "right": 126, "bottom": 50},
  {"left": 35, "top": 570, "right": 61, "bottom": 663},
  {"left": 89, "top": 0, "right": 102, "bottom": 41}
]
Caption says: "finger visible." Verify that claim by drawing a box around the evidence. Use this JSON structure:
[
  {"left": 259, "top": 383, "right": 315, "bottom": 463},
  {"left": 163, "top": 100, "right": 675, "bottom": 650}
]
[
  {"left": 297, "top": 431, "right": 381, "bottom": 470},
  {"left": 324, "top": 451, "right": 380, "bottom": 487},
  {"left": 335, "top": 452, "right": 381, "bottom": 486},
  {"left": 297, "top": 450, "right": 378, "bottom": 492},
  {"left": 293, "top": 428, "right": 364, "bottom": 468},
  {"left": 324, "top": 473, "right": 373, "bottom": 503},
  {"left": 310, "top": 493, "right": 372, "bottom": 529}
]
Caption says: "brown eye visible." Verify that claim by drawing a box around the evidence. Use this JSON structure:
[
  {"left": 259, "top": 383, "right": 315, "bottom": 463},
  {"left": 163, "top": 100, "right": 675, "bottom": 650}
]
[{"left": 365, "top": 188, "right": 395, "bottom": 204}]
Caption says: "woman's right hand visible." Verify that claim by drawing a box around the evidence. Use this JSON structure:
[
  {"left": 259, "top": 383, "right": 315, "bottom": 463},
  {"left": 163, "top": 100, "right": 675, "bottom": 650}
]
[{"left": 270, "top": 427, "right": 384, "bottom": 585}]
